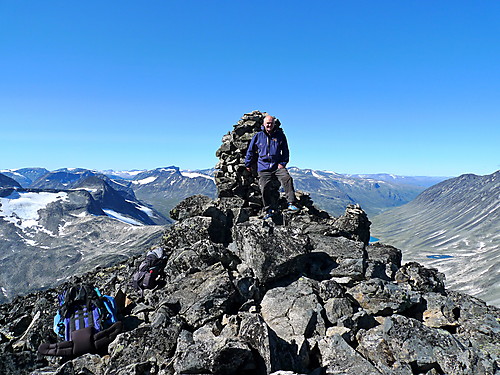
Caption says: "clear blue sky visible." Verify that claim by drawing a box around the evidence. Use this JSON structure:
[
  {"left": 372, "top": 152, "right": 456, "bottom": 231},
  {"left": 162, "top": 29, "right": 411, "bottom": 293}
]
[{"left": 1, "top": 1, "right": 499, "bottom": 177}]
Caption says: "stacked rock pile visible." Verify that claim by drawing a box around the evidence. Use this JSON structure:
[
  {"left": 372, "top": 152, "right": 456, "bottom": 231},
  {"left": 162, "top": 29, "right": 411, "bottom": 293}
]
[{"left": 215, "top": 110, "right": 279, "bottom": 213}]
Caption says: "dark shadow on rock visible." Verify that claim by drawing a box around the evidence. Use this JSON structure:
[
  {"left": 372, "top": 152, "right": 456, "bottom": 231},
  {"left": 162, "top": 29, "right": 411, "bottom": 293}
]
[
  {"left": 122, "top": 316, "right": 143, "bottom": 332},
  {"left": 401, "top": 295, "right": 427, "bottom": 321},
  {"left": 265, "top": 252, "right": 338, "bottom": 291},
  {"left": 249, "top": 347, "right": 268, "bottom": 375}
]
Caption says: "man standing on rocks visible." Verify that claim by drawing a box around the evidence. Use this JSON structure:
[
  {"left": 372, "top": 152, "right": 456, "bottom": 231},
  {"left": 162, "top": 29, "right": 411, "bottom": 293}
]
[{"left": 245, "top": 115, "right": 299, "bottom": 219}]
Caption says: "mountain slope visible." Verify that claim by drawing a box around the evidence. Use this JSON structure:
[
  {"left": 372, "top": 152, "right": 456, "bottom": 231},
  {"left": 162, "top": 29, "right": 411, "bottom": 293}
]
[
  {"left": 0, "top": 173, "right": 22, "bottom": 188},
  {"left": 73, "top": 176, "right": 169, "bottom": 225},
  {"left": 30, "top": 168, "right": 137, "bottom": 200},
  {"left": 289, "top": 168, "right": 426, "bottom": 217},
  {"left": 0, "top": 187, "right": 166, "bottom": 303},
  {"left": 371, "top": 170, "right": 500, "bottom": 306}
]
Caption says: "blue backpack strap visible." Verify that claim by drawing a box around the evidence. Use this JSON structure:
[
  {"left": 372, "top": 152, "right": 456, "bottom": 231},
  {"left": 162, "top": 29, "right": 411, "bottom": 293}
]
[
  {"left": 53, "top": 311, "right": 63, "bottom": 337},
  {"left": 103, "top": 296, "right": 118, "bottom": 323}
]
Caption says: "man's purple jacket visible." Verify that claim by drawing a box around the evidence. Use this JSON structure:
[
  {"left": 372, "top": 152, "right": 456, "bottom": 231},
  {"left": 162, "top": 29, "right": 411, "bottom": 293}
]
[{"left": 244, "top": 126, "right": 290, "bottom": 172}]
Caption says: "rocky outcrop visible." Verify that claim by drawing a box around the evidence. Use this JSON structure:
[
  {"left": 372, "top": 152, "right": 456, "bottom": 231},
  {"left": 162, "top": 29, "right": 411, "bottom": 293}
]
[
  {"left": 1, "top": 111, "right": 499, "bottom": 375},
  {"left": 1, "top": 196, "right": 499, "bottom": 375}
]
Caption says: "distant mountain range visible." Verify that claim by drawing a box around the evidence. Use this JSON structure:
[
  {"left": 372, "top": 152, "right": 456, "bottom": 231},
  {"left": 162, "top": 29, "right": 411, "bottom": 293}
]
[
  {"left": 0, "top": 166, "right": 449, "bottom": 303},
  {"left": 371, "top": 170, "right": 500, "bottom": 306},
  {"left": 2, "top": 166, "right": 447, "bottom": 219},
  {"left": 287, "top": 168, "right": 439, "bottom": 217},
  {"left": 343, "top": 173, "right": 448, "bottom": 188}
]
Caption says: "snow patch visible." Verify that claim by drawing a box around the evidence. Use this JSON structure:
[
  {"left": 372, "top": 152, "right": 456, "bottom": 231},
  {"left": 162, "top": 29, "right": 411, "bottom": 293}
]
[
  {"left": 322, "top": 170, "right": 340, "bottom": 175},
  {"left": 0, "top": 191, "right": 69, "bottom": 231},
  {"left": 181, "top": 171, "right": 215, "bottom": 181},
  {"left": 126, "top": 200, "right": 155, "bottom": 217},
  {"left": 103, "top": 209, "right": 144, "bottom": 226},
  {"left": 158, "top": 168, "right": 178, "bottom": 173},
  {"left": 1, "top": 169, "right": 23, "bottom": 177},
  {"left": 23, "top": 238, "right": 37, "bottom": 246},
  {"left": 111, "top": 179, "right": 129, "bottom": 187},
  {"left": 132, "top": 176, "right": 158, "bottom": 185}
]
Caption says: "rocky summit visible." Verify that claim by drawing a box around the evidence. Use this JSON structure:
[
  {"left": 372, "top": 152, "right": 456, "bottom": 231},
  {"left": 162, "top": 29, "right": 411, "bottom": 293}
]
[{"left": 1, "top": 111, "right": 499, "bottom": 375}]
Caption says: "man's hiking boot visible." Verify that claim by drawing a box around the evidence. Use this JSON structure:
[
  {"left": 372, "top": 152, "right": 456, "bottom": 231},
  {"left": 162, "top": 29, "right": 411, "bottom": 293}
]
[{"left": 288, "top": 203, "right": 300, "bottom": 212}]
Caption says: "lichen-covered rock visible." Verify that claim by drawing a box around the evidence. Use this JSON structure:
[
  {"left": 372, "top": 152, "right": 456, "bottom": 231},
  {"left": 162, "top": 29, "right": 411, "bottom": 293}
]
[
  {"left": 173, "top": 325, "right": 255, "bottom": 375},
  {"left": 317, "top": 334, "right": 383, "bottom": 374},
  {"left": 332, "top": 204, "right": 371, "bottom": 245},
  {"left": 106, "top": 320, "right": 183, "bottom": 373},
  {"left": 421, "top": 292, "right": 460, "bottom": 329},
  {"left": 169, "top": 194, "right": 215, "bottom": 221},
  {"left": 260, "top": 277, "right": 326, "bottom": 347},
  {"left": 323, "top": 297, "right": 354, "bottom": 326},
  {"left": 238, "top": 312, "right": 302, "bottom": 373},
  {"left": 230, "top": 220, "right": 313, "bottom": 284},
  {"left": 395, "top": 261, "right": 446, "bottom": 293},
  {"left": 365, "top": 242, "right": 402, "bottom": 281},
  {"left": 379, "top": 315, "right": 497, "bottom": 374},
  {"left": 156, "top": 262, "right": 242, "bottom": 329},
  {"left": 348, "top": 278, "right": 421, "bottom": 316}
]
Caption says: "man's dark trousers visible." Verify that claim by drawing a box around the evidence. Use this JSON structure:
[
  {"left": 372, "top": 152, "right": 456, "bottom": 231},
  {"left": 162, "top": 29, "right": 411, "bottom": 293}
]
[{"left": 258, "top": 168, "right": 296, "bottom": 211}]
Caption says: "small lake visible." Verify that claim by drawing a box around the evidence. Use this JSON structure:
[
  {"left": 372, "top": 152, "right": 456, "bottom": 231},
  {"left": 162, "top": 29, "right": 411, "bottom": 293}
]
[{"left": 426, "top": 254, "right": 454, "bottom": 259}]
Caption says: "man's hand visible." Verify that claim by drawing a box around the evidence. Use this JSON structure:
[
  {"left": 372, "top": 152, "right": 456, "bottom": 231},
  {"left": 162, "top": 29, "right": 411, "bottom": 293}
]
[
  {"left": 246, "top": 167, "right": 252, "bottom": 172},
  {"left": 278, "top": 164, "right": 285, "bottom": 169}
]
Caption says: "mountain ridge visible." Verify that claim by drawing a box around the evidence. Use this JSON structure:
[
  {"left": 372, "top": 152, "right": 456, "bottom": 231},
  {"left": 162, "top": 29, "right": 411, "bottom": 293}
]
[
  {"left": 3, "top": 166, "right": 449, "bottom": 219},
  {"left": 371, "top": 170, "right": 500, "bottom": 306}
]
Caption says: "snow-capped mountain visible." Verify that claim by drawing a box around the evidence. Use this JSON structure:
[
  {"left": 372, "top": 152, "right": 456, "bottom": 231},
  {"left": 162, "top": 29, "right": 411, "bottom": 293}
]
[
  {"left": 111, "top": 167, "right": 217, "bottom": 220},
  {"left": 72, "top": 175, "right": 169, "bottom": 225},
  {"left": 371, "top": 170, "right": 500, "bottom": 306},
  {"left": 29, "top": 168, "right": 137, "bottom": 201},
  {"left": 0, "top": 186, "right": 165, "bottom": 303}
]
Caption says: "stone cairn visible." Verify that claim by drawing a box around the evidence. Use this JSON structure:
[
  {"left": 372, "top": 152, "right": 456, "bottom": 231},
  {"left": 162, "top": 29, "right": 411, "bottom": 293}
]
[
  {"left": 214, "top": 110, "right": 320, "bottom": 217},
  {"left": 215, "top": 110, "right": 269, "bottom": 211}
]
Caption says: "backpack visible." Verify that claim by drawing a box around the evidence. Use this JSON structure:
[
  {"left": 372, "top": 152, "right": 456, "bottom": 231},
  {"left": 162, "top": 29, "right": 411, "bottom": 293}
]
[
  {"left": 53, "top": 284, "right": 118, "bottom": 341},
  {"left": 132, "top": 247, "right": 167, "bottom": 293},
  {"left": 38, "top": 283, "right": 122, "bottom": 357}
]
